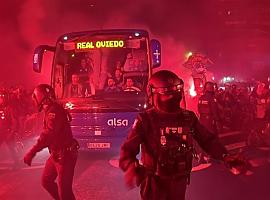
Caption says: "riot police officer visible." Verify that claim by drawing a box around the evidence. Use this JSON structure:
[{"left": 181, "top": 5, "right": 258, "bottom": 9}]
[
  {"left": 119, "top": 70, "right": 248, "bottom": 200},
  {"left": 24, "top": 84, "right": 79, "bottom": 200},
  {"left": 198, "top": 81, "right": 222, "bottom": 134},
  {"left": 0, "top": 89, "right": 20, "bottom": 168},
  {"left": 248, "top": 81, "right": 270, "bottom": 146}
]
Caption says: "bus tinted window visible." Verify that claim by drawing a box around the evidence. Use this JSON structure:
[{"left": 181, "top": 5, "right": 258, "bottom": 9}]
[{"left": 53, "top": 35, "right": 148, "bottom": 99}]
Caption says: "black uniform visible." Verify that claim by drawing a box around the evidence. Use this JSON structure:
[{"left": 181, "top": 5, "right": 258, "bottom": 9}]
[
  {"left": 198, "top": 92, "right": 221, "bottom": 133},
  {"left": 222, "top": 91, "right": 235, "bottom": 129},
  {"left": 0, "top": 104, "right": 19, "bottom": 166},
  {"left": 119, "top": 107, "right": 227, "bottom": 200},
  {"left": 25, "top": 102, "right": 78, "bottom": 200},
  {"left": 248, "top": 89, "right": 270, "bottom": 146}
]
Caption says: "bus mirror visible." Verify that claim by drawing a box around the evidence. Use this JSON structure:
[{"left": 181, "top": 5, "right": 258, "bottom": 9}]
[
  {"left": 150, "top": 39, "right": 161, "bottom": 68},
  {"left": 33, "top": 45, "right": 55, "bottom": 73}
]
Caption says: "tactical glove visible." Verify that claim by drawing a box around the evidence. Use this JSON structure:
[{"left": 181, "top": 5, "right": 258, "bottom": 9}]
[
  {"left": 23, "top": 151, "right": 36, "bottom": 166},
  {"left": 223, "top": 153, "right": 252, "bottom": 175}
]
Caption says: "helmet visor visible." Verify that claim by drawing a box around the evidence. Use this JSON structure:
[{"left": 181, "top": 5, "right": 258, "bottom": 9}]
[{"left": 152, "top": 84, "right": 183, "bottom": 95}]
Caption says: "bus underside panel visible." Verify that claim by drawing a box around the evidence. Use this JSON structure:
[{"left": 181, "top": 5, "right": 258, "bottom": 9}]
[{"left": 70, "top": 111, "right": 138, "bottom": 150}]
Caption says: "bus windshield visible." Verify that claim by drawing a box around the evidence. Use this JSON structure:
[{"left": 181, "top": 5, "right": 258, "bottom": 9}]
[{"left": 52, "top": 33, "right": 149, "bottom": 100}]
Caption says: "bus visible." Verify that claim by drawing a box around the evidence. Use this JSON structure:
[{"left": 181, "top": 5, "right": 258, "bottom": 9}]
[{"left": 33, "top": 29, "right": 161, "bottom": 150}]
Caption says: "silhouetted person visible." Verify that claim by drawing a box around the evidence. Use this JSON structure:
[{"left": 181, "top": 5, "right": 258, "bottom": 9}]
[
  {"left": 0, "top": 89, "right": 20, "bottom": 169},
  {"left": 104, "top": 78, "right": 121, "bottom": 93},
  {"left": 123, "top": 78, "right": 141, "bottom": 92},
  {"left": 24, "top": 84, "right": 79, "bottom": 200},
  {"left": 64, "top": 74, "right": 83, "bottom": 98}
]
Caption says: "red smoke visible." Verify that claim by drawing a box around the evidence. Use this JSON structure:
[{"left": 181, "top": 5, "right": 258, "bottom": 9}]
[{"left": 0, "top": 0, "right": 192, "bottom": 87}]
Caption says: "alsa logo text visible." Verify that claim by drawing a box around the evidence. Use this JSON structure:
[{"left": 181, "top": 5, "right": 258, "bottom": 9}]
[{"left": 107, "top": 118, "right": 129, "bottom": 127}]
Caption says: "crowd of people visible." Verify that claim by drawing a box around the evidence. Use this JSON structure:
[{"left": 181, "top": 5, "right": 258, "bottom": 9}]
[
  {"left": 0, "top": 86, "right": 41, "bottom": 139},
  {"left": 0, "top": 71, "right": 265, "bottom": 199},
  {"left": 1, "top": 78, "right": 269, "bottom": 147},
  {"left": 64, "top": 57, "right": 142, "bottom": 98},
  {"left": 196, "top": 80, "right": 270, "bottom": 147}
]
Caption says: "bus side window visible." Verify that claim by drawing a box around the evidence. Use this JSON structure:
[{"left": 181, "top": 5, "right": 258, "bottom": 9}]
[{"left": 123, "top": 50, "right": 147, "bottom": 72}]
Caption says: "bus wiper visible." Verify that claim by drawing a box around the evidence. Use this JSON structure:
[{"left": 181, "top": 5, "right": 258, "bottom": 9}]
[{"left": 112, "top": 100, "right": 141, "bottom": 111}]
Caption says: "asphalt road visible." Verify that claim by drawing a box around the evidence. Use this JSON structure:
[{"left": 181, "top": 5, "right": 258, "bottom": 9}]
[{"left": 0, "top": 138, "right": 270, "bottom": 200}]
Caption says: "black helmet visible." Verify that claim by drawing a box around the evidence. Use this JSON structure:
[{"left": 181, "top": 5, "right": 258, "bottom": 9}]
[
  {"left": 32, "top": 84, "right": 56, "bottom": 112},
  {"left": 204, "top": 81, "right": 215, "bottom": 93},
  {"left": 148, "top": 70, "right": 184, "bottom": 113}
]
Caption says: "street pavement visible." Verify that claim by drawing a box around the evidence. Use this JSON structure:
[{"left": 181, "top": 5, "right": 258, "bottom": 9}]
[{"left": 0, "top": 136, "right": 270, "bottom": 200}]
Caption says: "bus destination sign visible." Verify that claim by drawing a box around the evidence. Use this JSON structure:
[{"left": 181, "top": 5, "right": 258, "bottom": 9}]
[{"left": 76, "top": 40, "right": 125, "bottom": 50}]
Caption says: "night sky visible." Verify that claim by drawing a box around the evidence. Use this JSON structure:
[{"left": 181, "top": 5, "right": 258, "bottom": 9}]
[{"left": 1, "top": 0, "right": 270, "bottom": 88}]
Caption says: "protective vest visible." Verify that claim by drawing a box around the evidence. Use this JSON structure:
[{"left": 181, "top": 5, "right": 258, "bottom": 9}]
[
  {"left": 140, "top": 109, "right": 194, "bottom": 178},
  {"left": 198, "top": 93, "right": 218, "bottom": 116},
  {"left": 42, "top": 102, "right": 75, "bottom": 152},
  {"left": 198, "top": 97, "right": 211, "bottom": 115}
]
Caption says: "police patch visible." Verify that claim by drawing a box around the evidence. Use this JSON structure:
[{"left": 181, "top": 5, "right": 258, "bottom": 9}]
[
  {"left": 178, "top": 127, "right": 183, "bottom": 134},
  {"left": 48, "top": 113, "right": 56, "bottom": 119}
]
